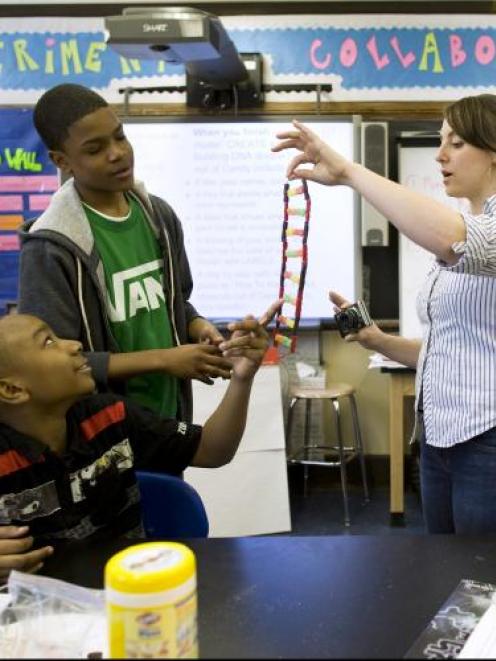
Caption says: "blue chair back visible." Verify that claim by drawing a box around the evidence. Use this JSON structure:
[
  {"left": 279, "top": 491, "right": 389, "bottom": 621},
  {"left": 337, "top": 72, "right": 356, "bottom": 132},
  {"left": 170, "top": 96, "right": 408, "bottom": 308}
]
[{"left": 136, "top": 471, "right": 209, "bottom": 538}]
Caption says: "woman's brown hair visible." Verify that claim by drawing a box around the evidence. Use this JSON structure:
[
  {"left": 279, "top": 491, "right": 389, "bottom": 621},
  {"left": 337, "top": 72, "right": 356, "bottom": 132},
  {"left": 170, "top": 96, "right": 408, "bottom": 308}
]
[{"left": 444, "top": 94, "right": 496, "bottom": 153}]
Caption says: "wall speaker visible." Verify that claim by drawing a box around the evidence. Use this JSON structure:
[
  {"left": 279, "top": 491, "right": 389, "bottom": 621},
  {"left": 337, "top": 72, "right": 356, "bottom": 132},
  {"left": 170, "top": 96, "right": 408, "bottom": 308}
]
[{"left": 361, "top": 122, "right": 389, "bottom": 247}]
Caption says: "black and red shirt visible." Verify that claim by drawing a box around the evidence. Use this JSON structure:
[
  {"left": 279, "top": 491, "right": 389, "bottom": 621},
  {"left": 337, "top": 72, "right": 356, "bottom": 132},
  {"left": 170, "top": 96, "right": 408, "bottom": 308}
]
[{"left": 0, "top": 393, "right": 201, "bottom": 545}]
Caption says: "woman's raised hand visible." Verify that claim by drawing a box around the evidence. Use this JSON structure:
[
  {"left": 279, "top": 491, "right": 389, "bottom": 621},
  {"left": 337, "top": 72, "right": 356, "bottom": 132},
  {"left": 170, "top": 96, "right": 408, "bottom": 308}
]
[{"left": 272, "top": 120, "right": 352, "bottom": 187}]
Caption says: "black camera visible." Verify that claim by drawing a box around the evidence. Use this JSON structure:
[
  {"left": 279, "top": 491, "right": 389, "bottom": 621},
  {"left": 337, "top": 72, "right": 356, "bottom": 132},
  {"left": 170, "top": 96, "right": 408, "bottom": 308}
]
[{"left": 334, "top": 299, "right": 373, "bottom": 338}]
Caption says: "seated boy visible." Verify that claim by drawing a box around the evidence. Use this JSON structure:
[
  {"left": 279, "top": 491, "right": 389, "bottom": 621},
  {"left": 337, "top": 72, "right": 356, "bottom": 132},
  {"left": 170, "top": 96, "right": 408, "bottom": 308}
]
[{"left": 0, "top": 311, "right": 270, "bottom": 580}]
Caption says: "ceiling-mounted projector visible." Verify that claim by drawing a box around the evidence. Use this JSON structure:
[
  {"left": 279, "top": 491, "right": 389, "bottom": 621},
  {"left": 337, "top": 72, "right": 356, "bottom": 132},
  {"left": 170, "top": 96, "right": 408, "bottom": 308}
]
[
  {"left": 105, "top": 6, "right": 250, "bottom": 89},
  {"left": 106, "top": 6, "right": 331, "bottom": 110}
]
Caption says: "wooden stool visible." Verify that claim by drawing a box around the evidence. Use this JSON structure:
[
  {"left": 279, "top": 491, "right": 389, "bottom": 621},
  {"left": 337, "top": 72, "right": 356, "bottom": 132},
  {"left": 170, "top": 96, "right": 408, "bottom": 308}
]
[{"left": 286, "top": 383, "right": 370, "bottom": 526}]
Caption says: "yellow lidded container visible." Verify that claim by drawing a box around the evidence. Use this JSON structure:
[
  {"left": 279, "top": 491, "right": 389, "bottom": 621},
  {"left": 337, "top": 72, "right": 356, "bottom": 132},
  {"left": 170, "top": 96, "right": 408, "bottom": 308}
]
[{"left": 105, "top": 542, "right": 198, "bottom": 659}]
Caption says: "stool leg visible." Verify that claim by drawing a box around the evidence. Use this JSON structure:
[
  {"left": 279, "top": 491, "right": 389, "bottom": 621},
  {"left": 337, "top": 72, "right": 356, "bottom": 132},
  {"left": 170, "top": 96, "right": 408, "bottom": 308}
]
[
  {"left": 286, "top": 396, "right": 298, "bottom": 459},
  {"left": 303, "top": 465, "right": 310, "bottom": 498},
  {"left": 349, "top": 394, "right": 370, "bottom": 502},
  {"left": 304, "top": 398, "right": 312, "bottom": 454},
  {"left": 332, "top": 398, "right": 351, "bottom": 527},
  {"left": 303, "top": 399, "right": 312, "bottom": 498}
]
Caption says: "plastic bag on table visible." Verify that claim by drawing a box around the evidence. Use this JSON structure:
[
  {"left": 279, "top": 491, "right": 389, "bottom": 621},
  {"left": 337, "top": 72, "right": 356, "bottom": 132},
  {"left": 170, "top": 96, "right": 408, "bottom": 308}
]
[{"left": 0, "top": 570, "right": 106, "bottom": 659}]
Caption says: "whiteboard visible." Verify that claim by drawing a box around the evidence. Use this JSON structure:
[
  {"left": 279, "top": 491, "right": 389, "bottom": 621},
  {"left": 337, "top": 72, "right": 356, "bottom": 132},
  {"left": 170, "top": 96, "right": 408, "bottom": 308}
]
[
  {"left": 398, "top": 142, "right": 468, "bottom": 339},
  {"left": 124, "top": 118, "right": 360, "bottom": 324}
]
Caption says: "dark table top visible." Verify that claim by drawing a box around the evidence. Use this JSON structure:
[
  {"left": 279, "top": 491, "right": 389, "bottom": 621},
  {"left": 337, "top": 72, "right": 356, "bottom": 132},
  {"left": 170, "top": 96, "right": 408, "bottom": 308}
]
[{"left": 42, "top": 534, "right": 496, "bottom": 659}]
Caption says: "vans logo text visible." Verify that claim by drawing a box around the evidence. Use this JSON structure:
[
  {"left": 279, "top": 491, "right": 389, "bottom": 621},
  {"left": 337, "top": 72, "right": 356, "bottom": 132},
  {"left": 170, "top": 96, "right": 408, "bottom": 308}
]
[{"left": 107, "top": 260, "right": 165, "bottom": 322}]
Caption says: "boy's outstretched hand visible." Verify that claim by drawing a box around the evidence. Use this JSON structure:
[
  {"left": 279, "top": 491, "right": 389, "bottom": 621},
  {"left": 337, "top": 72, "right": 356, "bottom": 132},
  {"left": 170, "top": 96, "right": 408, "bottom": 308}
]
[
  {"left": 218, "top": 300, "right": 282, "bottom": 381},
  {"left": 218, "top": 316, "right": 269, "bottom": 381}
]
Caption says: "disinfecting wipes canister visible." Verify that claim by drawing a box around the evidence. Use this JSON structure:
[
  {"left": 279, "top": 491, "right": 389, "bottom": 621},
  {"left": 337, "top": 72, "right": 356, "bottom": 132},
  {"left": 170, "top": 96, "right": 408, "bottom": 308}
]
[{"left": 105, "top": 542, "right": 198, "bottom": 658}]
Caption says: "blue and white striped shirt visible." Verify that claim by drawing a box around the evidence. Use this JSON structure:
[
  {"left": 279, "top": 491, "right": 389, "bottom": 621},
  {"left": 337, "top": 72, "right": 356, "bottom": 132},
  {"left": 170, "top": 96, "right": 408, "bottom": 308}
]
[{"left": 415, "top": 194, "right": 496, "bottom": 448}]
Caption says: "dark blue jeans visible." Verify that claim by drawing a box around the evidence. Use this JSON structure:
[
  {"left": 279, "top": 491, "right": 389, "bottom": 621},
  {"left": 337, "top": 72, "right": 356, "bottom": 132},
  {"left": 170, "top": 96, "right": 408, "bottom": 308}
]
[{"left": 420, "top": 425, "right": 496, "bottom": 534}]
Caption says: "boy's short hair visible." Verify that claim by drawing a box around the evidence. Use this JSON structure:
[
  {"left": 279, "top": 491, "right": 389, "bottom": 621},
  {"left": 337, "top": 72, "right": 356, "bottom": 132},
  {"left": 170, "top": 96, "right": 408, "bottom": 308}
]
[
  {"left": 0, "top": 315, "right": 20, "bottom": 377},
  {"left": 33, "top": 84, "right": 108, "bottom": 151}
]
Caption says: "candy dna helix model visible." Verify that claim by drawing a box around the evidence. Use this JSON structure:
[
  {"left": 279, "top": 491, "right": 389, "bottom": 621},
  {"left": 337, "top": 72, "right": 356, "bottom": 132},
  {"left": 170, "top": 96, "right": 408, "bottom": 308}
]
[{"left": 273, "top": 179, "right": 311, "bottom": 353}]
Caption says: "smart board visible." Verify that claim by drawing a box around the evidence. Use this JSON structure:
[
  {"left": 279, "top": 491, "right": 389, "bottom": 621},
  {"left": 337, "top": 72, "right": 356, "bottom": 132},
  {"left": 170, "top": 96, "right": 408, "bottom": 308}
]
[{"left": 124, "top": 117, "right": 360, "bottom": 325}]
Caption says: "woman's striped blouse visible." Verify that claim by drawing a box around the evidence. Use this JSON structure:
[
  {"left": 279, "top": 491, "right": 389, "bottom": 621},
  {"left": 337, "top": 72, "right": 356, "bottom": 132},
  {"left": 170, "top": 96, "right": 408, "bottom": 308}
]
[{"left": 416, "top": 194, "right": 496, "bottom": 447}]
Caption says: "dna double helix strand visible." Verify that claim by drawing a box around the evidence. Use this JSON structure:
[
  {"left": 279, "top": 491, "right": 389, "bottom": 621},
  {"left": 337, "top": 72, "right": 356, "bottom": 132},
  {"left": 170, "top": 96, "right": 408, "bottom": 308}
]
[{"left": 273, "top": 179, "right": 311, "bottom": 354}]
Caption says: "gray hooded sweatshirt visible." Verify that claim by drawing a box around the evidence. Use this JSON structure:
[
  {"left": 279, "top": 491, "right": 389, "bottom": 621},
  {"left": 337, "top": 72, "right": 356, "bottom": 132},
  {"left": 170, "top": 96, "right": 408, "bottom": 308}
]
[{"left": 18, "top": 178, "right": 201, "bottom": 422}]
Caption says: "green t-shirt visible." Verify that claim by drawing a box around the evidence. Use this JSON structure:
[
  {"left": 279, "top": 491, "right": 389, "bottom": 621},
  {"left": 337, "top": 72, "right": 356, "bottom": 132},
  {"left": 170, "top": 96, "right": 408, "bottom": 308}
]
[{"left": 83, "top": 194, "right": 178, "bottom": 417}]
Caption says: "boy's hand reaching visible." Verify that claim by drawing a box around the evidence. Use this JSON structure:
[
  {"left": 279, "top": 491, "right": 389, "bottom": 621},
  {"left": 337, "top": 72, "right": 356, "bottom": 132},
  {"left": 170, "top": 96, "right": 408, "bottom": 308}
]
[
  {"left": 161, "top": 344, "right": 233, "bottom": 381},
  {"left": 257, "top": 298, "right": 284, "bottom": 328},
  {"left": 188, "top": 317, "right": 224, "bottom": 347},
  {"left": 219, "top": 316, "right": 269, "bottom": 381},
  {"left": 0, "top": 526, "right": 53, "bottom": 582},
  {"left": 217, "top": 300, "right": 281, "bottom": 381},
  {"left": 187, "top": 317, "right": 226, "bottom": 384},
  {"left": 191, "top": 301, "right": 281, "bottom": 468}
]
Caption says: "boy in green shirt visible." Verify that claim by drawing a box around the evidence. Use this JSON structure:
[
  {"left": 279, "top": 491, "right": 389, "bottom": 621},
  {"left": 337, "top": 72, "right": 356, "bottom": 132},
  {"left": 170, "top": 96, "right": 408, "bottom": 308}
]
[{"left": 18, "top": 84, "right": 234, "bottom": 420}]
